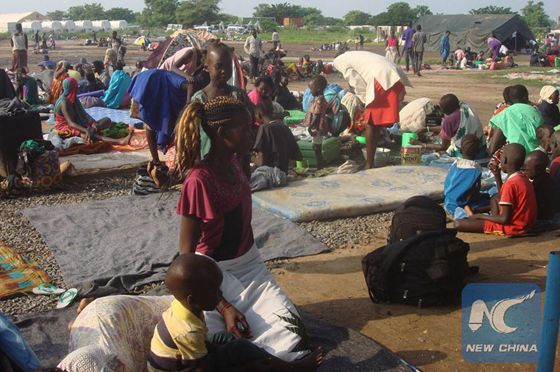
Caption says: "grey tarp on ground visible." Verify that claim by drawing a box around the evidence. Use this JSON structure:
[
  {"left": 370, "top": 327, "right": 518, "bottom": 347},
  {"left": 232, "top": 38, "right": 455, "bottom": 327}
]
[
  {"left": 418, "top": 14, "right": 535, "bottom": 52},
  {"left": 16, "top": 303, "right": 408, "bottom": 371},
  {"left": 22, "top": 192, "right": 328, "bottom": 291}
]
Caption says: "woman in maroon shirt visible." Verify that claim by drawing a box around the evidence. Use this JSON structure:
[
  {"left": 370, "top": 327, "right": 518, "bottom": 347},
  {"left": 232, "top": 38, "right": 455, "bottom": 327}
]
[{"left": 174, "top": 96, "right": 311, "bottom": 362}]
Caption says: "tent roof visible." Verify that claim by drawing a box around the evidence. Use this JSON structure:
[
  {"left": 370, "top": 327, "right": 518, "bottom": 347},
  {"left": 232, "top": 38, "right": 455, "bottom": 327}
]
[
  {"left": 0, "top": 12, "right": 48, "bottom": 24},
  {"left": 418, "top": 14, "right": 534, "bottom": 42}
]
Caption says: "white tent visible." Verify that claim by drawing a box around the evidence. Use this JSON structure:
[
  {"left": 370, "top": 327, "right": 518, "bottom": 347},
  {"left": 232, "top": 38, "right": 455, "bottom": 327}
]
[
  {"left": 62, "top": 20, "right": 75, "bottom": 31},
  {"left": 4, "top": 22, "right": 17, "bottom": 33},
  {"left": 41, "top": 21, "right": 62, "bottom": 31},
  {"left": 22, "top": 21, "right": 42, "bottom": 32},
  {"left": 0, "top": 12, "right": 48, "bottom": 32},
  {"left": 75, "top": 20, "right": 93, "bottom": 31},
  {"left": 109, "top": 20, "right": 127, "bottom": 30},
  {"left": 92, "top": 20, "right": 111, "bottom": 31}
]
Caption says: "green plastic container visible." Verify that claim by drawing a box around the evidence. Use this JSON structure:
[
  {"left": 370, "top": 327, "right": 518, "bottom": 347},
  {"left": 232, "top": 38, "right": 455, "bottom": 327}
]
[
  {"left": 356, "top": 136, "right": 366, "bottom": 144},
  {"left": 285, "top": 110, "right": 306, "bottom": 125},
  {"left": 297, "top": 137, "right": 341, "bottom": 168},
  {"left": 401, "top": 132, "right": 418, "bottom": 147}
]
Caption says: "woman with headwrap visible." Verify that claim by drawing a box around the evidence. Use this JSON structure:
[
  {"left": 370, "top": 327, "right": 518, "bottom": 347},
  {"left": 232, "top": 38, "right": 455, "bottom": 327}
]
[
  {"left": 538, "top": 86, "right": 560, "bottom": 127},
  {"left": 55, "top": 78, "right": 128, "bottom": 144},
  {"left": 49, "top": 61, "right": 69, "bottom": 104}
]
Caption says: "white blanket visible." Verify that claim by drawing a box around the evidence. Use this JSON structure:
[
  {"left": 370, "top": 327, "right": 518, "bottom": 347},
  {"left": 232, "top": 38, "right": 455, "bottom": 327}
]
[
  {"left": 333, "top": 51, "right": 412, "bottom": 106},
  {"left": 204, "top": 246, "right": 308, "bottom": 362},
  {"left": 399, "top": 97, "right": 435, "bottom": 133}
]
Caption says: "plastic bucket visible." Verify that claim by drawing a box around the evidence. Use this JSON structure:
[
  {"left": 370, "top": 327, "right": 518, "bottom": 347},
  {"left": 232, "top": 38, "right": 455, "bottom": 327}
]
[
  {"left": 401, "top": 133, "right": 418, "bottom": 147},
  {"left": 362, "top": 147, "right": 391, "bottom": 167}
]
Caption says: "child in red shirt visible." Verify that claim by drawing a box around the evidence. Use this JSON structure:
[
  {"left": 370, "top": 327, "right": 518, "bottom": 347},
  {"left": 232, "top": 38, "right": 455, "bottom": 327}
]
[{"left": 456, "top": 143, "right": 537, "bottom": 235}]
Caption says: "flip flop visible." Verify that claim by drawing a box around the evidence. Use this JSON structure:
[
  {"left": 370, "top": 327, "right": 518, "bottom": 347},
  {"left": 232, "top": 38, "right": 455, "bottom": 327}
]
[
  {"left": 32, "top": 283, "right": 66, "bottom": 295},
  {"left": 56, "top": 288, "right": 78, "bottom": 309}
]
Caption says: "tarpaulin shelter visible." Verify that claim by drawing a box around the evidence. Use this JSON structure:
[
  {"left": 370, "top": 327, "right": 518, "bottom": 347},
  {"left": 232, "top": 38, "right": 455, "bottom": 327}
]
[
  {"left": 144, "top": 29, "right": 245, "bottom": 89},
  {"left": 418, "top": 14, "right": 535, "bottom": 52}
]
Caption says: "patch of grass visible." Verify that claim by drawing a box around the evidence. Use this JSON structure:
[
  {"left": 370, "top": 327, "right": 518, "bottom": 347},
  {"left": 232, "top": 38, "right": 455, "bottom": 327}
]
[
  {"left": 276, "top": 28, "right": 377, "bottom": 45},
  {"left": 470, "top": 68, "right": 557, "bottom": 87}
]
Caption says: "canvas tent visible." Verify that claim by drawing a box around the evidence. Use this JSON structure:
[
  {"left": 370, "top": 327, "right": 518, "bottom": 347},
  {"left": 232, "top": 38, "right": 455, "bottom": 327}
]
[
  {"left": 144, "top": 29, "right": 246, "bottom": 90},
  {"left": 418, "top": 14, "right": 534, "bottom": 52}
]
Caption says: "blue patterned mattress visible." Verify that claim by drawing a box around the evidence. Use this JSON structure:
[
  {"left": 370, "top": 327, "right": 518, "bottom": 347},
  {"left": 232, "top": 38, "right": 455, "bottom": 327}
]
[
  {"left": 252, "top": 165, "right": 448, "bottom": 222},
  {"left": 85, "top": 107, "right": 143, "bottom": 127}
]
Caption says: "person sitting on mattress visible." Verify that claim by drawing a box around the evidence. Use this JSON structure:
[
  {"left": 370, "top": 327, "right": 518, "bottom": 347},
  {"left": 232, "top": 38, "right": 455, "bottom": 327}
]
[
  {"left": 48, "top": 61, "right": 69, "bottom": 104},
  {"left": 79, "top": 71, "right": 106, "bottom": 94},
  {"left": 253, "top": 99, "right": 302, "bottom": 173},
  {"left": 443, "top": 134, "right": 491, "bottom": 220},
  {"left": 271, "top": 69, "right": 301, "bottom": 110},
  {"left": 248, "top": 75, "right": 286, "bottom": 124},
  {"left": 413, "top": 94, "right": 486, "bottom": 158},
  {"left": 101, "top": 62, "right": 132, "bottom": 109},
  {"left": 55, "top": 77, "right": 129, "bottom": 145},
  {"left": 15, "top": 68, "right": 40, "bottom": 105},
  {"left": 148, "top": 254, "right": 323, "bottom": 371},
  {"left": 173, "top": 96, "right": 312, "bottom": 363},
  {"left": 455, "top": 143, "right": 537, "bottom": 236},
  {"left": 524, "top": 150, "right": 555, "bottom": 220}
]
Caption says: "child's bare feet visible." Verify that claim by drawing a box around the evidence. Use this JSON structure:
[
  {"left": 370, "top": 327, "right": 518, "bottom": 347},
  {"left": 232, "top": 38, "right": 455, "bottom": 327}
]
[
  {"left": 291, "top": 348, "right": 323, "bottom": 371},
  {"left": 77, "top": 298, "right": 94, "bottom": 313}
]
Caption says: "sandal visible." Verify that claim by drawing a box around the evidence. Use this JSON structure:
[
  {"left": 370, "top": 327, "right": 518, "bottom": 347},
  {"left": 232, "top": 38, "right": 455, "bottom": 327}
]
[
  {"left": 32, "top": 283, "right": 66, "bottom": 295},
  {"left": 56, "top": 288, "right": 78, "bottom": 309}
]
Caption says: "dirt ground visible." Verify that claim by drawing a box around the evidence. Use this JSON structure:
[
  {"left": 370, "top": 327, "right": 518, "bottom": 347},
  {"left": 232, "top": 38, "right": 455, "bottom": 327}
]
[
  {"left": 273, "top": 229, "right": 560, "bottom": 371},
  {"left": 1, "top": 39, "right": 555, "bottom": 370}
]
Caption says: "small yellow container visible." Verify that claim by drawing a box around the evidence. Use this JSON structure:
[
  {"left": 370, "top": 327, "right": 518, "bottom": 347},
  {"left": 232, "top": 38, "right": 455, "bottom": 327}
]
[{"left": 400, "top": 145, "right": 422, "bottom": 165}]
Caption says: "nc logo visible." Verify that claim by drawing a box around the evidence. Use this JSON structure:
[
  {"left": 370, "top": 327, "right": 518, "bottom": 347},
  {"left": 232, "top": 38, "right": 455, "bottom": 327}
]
[{"left": 468, "top": 290, "right": 536, "bottom": 334}]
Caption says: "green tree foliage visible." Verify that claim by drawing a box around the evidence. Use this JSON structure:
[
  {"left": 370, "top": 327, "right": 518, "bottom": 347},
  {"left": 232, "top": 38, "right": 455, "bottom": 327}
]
[
  {"left": 67, "top": 3, "right": 106, "bottom": 21},
  {"left": 370, "top": 2, "right": 432, "bottom": 26},
  {"left": 521, "top": 1, "right": 552, "bottom": 30},
  {"left": 258, "top": 19, "right": 278, "bottom": 32},
  {"left": 176, "top": 0, "right": 221, "bottom": 27},
  {"left": 469, "top": 6, "right": 515, "bottom": 15},
  {"left": 343, "top": 10, "right": 372, "bottom": 26},
  {"left": 104, "top": 7, "right": 136, "bottom": 22},
  {"left": 46, "top": 10, "right": 66, "bottom": 20},
  {"left": 253, "top": 3, "right": 323, "bottom": 24},
  {"left": 140, "top": 0, "right": 178, "bottom": 27},
  {"left": 414, "top": 5, "right": 432, "bottom": 17}
]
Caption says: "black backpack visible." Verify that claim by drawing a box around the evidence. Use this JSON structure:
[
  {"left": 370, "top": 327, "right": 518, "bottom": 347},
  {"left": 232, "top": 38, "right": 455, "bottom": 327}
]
[
  {"left": 388, "top": 195, "right": 447, "bottom": 244},
  {"left": 362, "top": 229, "right": 472, "bottom": 307}
]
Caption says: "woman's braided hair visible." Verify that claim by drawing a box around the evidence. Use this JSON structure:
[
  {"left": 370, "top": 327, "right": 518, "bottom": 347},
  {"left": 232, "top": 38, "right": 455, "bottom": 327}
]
[{"left": 174, "top": 96, "right": 248, "bottom": 178}]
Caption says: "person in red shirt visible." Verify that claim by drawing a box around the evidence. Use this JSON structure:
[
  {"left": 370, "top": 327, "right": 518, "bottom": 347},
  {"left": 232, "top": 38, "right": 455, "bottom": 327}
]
[{"left": 456, "top": 143, "right": 537, "bottom": 235}]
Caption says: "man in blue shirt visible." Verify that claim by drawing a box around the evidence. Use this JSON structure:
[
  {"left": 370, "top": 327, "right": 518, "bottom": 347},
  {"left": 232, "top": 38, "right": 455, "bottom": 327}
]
[
  {"left": 440, "top": 30, "right": 451, "bottom": 65},
  {"left": 37, "top": 54, "right": 56, "bottom": 70},
  {"left": 401, "top": 22, "right": 416, "bottom": 73}
]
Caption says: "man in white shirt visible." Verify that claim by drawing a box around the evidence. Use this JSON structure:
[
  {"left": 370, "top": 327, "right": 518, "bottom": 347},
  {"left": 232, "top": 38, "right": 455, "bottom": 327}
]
[
  {"left": 10, "top": 23, "right": 28, "bottom": 72},
  {"left": 271, "top": 29, "right": 280, "bottom": 49},
  {"left": 244, "top": 29, "right": 262, "bottom": 80}
]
